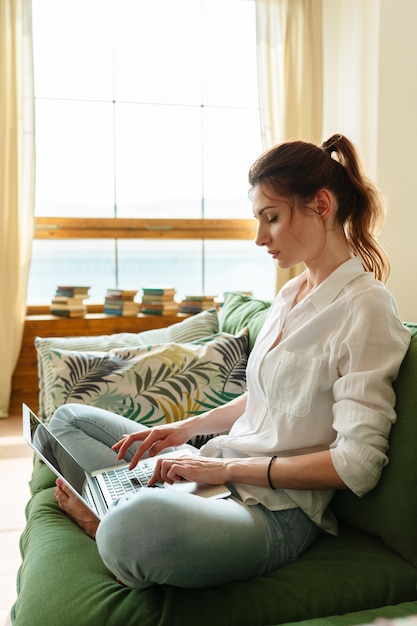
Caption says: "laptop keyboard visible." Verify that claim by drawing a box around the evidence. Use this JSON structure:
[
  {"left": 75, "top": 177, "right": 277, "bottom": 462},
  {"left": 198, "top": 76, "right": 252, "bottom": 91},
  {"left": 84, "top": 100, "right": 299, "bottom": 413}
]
[{"left": 102, "top": 461, "right": 154, "bottom": 499}]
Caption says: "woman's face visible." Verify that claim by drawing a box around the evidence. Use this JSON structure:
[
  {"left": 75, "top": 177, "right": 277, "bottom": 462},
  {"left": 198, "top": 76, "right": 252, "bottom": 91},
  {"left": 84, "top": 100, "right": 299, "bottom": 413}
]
[{"left": 252, "top": 184, "right": 326, "bottom": 270}]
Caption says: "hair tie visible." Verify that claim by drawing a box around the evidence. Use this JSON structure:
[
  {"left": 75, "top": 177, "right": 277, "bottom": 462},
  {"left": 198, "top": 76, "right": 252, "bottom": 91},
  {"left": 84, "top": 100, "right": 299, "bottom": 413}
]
[{"left": 321, "top": 134, "right": 343, "bottom": 158}]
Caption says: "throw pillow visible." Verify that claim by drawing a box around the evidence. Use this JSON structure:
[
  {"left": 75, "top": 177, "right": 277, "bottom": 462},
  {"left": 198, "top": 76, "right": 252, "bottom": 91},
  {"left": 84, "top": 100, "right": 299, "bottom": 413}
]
[
  {"left": 41, "top": 330, "right": 248, "bottom": 426},
  {"left": 219, "top": 292, "right": 271, "bottom": 352},
  {"left": 35, "top": 308, "right": 218, "bottom": 418}
]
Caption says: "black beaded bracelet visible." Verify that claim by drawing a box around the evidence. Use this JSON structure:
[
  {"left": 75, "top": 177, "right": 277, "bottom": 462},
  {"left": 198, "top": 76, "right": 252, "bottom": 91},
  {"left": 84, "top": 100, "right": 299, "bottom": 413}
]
[{"left": 267, "top": 455, "right": 277, "bottom": 489}]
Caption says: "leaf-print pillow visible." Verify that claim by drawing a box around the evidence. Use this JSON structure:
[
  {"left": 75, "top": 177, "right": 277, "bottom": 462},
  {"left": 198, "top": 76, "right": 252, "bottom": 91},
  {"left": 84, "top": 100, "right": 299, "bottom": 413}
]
[
  {"left": 42, "top": 330, "right": 248, "bottom": 428},
  {"left": 35, "top": 308, "right": 219, "bottom": 418}
]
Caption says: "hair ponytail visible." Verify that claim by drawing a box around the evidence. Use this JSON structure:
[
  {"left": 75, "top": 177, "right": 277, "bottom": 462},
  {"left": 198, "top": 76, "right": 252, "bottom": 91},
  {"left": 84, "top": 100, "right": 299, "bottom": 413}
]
[
  {"left": 249, "top": 134, "right": 389, "bottom": 282},
  {"left": 320, "top": 134, "right": 389, "bottom": 282}
]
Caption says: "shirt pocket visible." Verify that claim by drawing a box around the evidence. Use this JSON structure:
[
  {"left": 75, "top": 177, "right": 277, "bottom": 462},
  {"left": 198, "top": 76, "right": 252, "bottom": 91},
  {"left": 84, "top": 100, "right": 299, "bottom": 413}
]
[{"left": 266, "top": 350, "right": 322, "bottom": 417}]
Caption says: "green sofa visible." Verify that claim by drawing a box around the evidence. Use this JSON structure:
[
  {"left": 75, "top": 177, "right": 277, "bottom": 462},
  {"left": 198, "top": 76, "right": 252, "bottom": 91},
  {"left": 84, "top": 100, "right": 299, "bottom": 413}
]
[{"left": 12, "top": 293, "right": 417, "bottom": 626}]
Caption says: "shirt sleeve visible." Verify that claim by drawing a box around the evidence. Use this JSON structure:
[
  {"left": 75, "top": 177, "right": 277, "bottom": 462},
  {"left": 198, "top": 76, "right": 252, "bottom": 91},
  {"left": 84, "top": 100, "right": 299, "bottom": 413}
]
[{"left": 329, "top": 286, "right": 411, "bottom": 497}]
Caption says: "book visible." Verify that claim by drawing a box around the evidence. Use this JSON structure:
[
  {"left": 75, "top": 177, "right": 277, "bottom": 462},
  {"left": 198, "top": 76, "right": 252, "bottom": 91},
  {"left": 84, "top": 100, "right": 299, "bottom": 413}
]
[
  {"left": 178, "top": 304, "right": 205, "bottom": 314},
  {"left": 103, "top": 299, "right": 139, "bottom": 307},
  {"left": 55, "top": 285, "right": 90, "bottom": 297},
  {"left": 104, "top": 302, "right": 138, "bottom": 309},
  {"left": 103, "top": 287, "right": 139, "bottom": 316},
  {"left": 104, "top": 308, "right": 138, "bottom": 317},
  {"left": 104, "top": 302, "right": 139, "bottom": 316},
  {"left": 105, "top": 288, "right": 138, "bottom": 300},
  {"left": 50, "top": 285, "right": 89, "bottom": 318},
  {"left": 51, "top": 296, "right": 88, "bottom": 305},
  {"left": 178, "top": 294, "right": 219, "bottom": 314},
  {"left": 140, "top": 285, "right": 178, "bottom": 316},
  {"left": 50, "top": 307, "right": 87, "bottom": 318},
  {"left": 50, "top": 303, "right": 87, "bottom": 310},
  {"left": 183, "top": 295, "right": 217, "bottom": 302},
  {"left": 142, "top": 286, "right": 176, "bottom": 297},
  {"left": 104, "top": 305, "right": 139, "bottom": 312},
  {"left": 105, "top": 295, "right": 138, "bottom": 302},
  {"left": 140, "top": 302, "right": 178, "bottom": 311},
  {"left": 140, "top": 307, "right": 179, "bottom": 316},
  {"left": 141, "top": 293, "right": 178, "bottom": 303}
]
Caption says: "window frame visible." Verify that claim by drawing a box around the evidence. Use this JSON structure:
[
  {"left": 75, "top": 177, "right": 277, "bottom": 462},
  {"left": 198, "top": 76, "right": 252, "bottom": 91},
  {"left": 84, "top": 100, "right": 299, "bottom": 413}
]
[{"left": 34, "top": 217, "right": 257, "bottom": 240}]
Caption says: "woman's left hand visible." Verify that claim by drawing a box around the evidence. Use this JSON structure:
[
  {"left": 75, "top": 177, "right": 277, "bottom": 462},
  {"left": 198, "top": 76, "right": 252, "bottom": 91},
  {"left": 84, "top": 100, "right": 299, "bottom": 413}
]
[{"left": 148, "top": 455, "right": 229, "bottom": 487}]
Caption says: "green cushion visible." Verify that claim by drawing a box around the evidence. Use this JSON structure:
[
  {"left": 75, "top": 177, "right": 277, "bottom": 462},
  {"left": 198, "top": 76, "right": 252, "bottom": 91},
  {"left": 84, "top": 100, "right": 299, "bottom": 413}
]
[
  {"left": 332, "top": 323, "right": 417, "bottom": 567},
  {"left": 13, "top": 481, "right": 417, "bottom": 626},
  {"left": 29, "top": 455, "right": 56, "bottom": 493},
  {"left": 219, "top": 292, "right": 271, "bottom": 351},
  {"left": 280, "top": 602, "right": 417, "bottom": 626}
]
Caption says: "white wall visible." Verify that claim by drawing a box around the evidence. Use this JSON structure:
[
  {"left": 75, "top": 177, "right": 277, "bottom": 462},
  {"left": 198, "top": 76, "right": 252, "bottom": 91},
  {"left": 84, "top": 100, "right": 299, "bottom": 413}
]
[
  {"left": 377, "top": 0, "right": 417, "bottom": 321},
  {"left": 322, "top": 0, "right": 417, "bottom": 321},
  {"left": 322, "top": 0, "right": 380, "bottom": 176}
]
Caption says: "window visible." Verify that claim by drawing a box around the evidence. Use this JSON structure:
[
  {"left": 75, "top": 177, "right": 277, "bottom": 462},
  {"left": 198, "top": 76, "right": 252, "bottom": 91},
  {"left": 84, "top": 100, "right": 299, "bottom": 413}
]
[{"left": 29, "top": 0, "right": 276, "bottom": 304}]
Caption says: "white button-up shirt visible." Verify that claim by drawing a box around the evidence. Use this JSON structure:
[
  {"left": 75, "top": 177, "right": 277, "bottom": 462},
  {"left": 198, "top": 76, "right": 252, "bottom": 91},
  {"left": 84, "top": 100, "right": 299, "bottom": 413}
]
[{"left": 201, "top": 258, "right": 411, "bottom": 533}]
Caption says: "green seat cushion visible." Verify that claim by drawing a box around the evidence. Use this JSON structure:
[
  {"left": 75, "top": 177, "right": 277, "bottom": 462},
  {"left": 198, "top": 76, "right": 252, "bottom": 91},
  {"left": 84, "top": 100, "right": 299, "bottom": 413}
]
[
  {"left": 13, "top": 481, "right": 417, "bottom": 626},
  {"left": 279, "top": 602, "right": 417, "bottom": 626},
  {"left": 219, "top": 292, "right": 271, "bottom": 352},
  {"left": 29, "top": 456, "right": 56, "bottom": 493},
  {"left": 332, "top": 323, "right": 417, "bottom": 566}
]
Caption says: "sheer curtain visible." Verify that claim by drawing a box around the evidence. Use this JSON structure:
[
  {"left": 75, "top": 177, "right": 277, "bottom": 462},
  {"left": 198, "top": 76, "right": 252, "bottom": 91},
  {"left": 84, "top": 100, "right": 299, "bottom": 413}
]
[
  {"left": 0, "top": 0, "right": 35, "bottom": 417},
  {"left": 255, "top": 0, "right": 323, "bottom": 291}
]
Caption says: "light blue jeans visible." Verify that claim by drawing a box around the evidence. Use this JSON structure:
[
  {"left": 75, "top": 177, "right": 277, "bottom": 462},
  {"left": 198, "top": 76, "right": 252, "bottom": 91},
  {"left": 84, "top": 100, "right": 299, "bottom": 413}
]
[{"left": 49, "top": 404, "right": 321, "bottom": 589}]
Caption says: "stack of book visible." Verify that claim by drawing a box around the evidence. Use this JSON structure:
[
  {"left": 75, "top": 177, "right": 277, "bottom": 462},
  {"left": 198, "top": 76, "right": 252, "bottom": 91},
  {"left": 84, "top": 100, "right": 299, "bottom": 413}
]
[
  {"left": 50, "top": 285, "right": 90, "bottom": 318},
  {"left": 103, "top": 288, "right": 139, "bottom": 316},
  {"left": 178, "top": 294, "right": 219, "bottom": 314},
  {"left": 140, "top": 286, "right": 179, "bottom": 315}
]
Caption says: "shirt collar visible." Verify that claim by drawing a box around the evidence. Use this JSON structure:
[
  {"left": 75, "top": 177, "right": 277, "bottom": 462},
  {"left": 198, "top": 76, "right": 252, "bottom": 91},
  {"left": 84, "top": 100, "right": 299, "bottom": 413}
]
[{"left": 281, "top": 257, "right": 367, "bottom": 312}]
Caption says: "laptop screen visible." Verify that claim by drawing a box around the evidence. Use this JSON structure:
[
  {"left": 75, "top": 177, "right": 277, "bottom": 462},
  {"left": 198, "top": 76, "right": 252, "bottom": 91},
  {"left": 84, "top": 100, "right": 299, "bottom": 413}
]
[{"left": 25, "top": 406, "right": 86, "bottom": 495}]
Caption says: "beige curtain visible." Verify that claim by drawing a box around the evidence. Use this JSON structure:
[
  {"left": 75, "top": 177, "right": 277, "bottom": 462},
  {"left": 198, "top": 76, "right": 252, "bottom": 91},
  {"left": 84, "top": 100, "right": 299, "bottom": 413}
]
[
  {"left": 255, "top": 0, "right": 323, "bottom": 292},
  {"left": 0, "top": 0, "right": 35, "bottom": 417}
]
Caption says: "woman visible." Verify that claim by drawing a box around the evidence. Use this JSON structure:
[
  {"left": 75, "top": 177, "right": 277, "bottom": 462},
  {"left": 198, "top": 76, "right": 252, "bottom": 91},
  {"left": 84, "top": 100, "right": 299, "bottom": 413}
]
[{"left": 50, "top": 134, "right": 410, "bottom": 589}]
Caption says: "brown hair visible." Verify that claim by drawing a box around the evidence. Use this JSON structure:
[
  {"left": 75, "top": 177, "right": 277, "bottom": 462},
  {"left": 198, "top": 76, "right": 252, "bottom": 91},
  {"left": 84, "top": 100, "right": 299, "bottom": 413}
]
[{"left": 248, "top": 134, "right": 389, "bottom": 282}]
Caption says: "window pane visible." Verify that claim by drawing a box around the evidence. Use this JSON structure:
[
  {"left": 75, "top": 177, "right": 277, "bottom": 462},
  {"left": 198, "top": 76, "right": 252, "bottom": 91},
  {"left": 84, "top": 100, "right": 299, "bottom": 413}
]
[
  {"left": 204, "top": 241, "right": 276, "bottom": 300},
  {"left": 35, "top": 100, "right": 115, "bottom": 217},
  {"left": 114, "top": 0, "right": 202, "bottom": 105},
  {"left": 28, "top": 240, "right": 117, "bottom": 303},
  {"left": 33, "top": 0, "right": 113, "bottom": 101},
  {"left": 118, "top": 239, "right": 277, "bottom": 301},
  {"left": 202, "top": 0, "right": 258, "bottom": 108},
  {"left": 118, "top": 240, "right": 203, "bottom": 296},
  {"left": 203, "top": 107, "right": 262, "bottom": 218},
  {"left": 115, "top": 104, "right": 202, "bottom": 218}
]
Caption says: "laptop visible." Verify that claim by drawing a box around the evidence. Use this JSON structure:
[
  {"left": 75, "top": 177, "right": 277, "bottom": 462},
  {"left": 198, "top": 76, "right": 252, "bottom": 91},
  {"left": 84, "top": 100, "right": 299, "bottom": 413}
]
[{"left": 22, "top": 404, "right": 231, "bottom": 520}]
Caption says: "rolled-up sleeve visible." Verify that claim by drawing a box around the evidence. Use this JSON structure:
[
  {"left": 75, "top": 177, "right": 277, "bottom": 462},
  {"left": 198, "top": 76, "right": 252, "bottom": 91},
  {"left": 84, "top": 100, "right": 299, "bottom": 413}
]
[{"left": 330, "top": 291, "right": 411, "bottom": 496}]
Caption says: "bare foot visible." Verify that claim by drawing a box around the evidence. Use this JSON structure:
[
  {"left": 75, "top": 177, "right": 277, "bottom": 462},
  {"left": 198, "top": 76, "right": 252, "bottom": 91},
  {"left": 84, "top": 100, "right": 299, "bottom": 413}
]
[{"left": 54, "top": 478, "right": 99, "bottom": 539}]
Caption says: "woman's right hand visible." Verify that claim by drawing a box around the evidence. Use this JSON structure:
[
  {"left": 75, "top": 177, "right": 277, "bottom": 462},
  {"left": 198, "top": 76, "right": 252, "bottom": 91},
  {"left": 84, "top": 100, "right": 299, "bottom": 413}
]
[{"left": 112, "top": 421, "right": 194, "bottom": 470}]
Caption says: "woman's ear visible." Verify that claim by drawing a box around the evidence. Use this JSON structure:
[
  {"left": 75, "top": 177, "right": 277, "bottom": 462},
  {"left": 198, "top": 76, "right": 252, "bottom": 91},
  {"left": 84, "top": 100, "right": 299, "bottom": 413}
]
[{"left": 315, "top": 189, "right": 333, "bottom": 219}]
